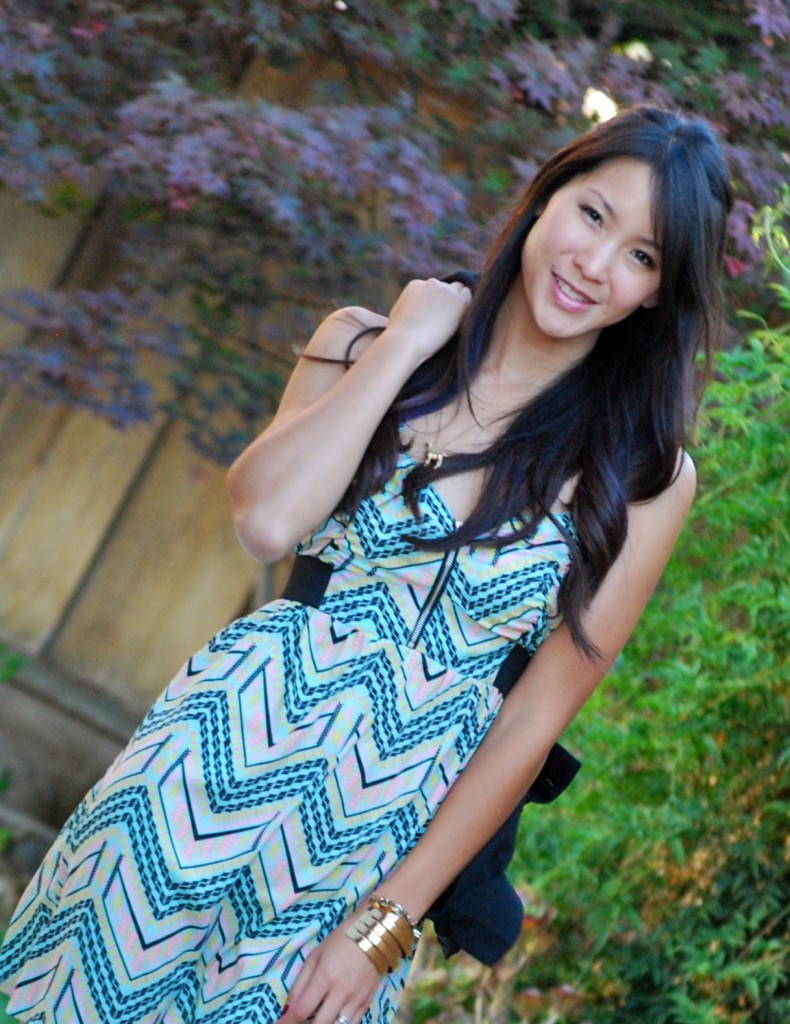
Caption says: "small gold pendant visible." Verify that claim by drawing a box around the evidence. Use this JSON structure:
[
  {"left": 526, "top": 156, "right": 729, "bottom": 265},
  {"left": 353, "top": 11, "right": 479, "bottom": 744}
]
[{"left": 424, "top": 444, "right": 445, "bottom": 470}]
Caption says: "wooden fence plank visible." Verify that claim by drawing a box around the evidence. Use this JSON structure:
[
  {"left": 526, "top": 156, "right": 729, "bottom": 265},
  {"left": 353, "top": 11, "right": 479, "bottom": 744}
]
[
  {"left": 49, "top": 422, "right": 261, "bottom": 706},
  {"left": 0, "top": 195, "right": 84, "bottom": 343},
  {"left": 0, "top": 391, "right": 68, "bottom": 549},
  {"left": 0, "top": 405, "right": 157, "bottom": 651}
]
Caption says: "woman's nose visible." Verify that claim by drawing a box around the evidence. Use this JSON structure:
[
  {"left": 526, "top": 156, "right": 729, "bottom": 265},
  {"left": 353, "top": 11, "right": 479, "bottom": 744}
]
[{"left": 574, "top": 242, "right": 611, "bottom": 282}]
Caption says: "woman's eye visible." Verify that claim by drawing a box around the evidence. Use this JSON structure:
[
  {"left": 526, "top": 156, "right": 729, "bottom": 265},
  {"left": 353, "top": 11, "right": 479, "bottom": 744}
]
[
  {"left": 633, "top": 249, "right": 656, "bottom": 269},
  {"left": 581, "top": 204, "right": 602, "bottom": 225}
]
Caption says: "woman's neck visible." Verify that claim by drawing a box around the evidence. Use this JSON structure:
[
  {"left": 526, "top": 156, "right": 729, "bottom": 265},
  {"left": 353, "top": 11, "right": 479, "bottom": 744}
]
[{"left": 483, "top": 279, "right": 594, "bottom": 400}]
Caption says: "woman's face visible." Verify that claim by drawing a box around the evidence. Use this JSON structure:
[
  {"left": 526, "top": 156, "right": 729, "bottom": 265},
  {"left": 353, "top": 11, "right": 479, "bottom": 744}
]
[{"left": 518, "top": 158, "right": 662, "bottom": 357}]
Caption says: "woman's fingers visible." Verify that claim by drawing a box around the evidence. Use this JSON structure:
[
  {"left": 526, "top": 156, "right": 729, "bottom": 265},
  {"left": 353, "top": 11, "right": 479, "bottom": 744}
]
[
  {"left": 280, "top": 955, "right": 320, "bottom": 1021},
  {"left": 282, "top": 976, "right": 368, "bottom": 1024},
  {"left": 384, "top": 277, "right": 472, "bottom": 362},
  {"left": 280, "top": 927, "right": 383, "bottom": 1024},
  {"left": 307, "top": 990, "right": 366, "bottom": 1024}
]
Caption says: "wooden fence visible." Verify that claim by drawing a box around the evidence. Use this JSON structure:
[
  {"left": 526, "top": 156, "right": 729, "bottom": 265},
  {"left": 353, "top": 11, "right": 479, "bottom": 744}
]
[{"left": 0, "top": 194, "right": 282, "bottom": 871}]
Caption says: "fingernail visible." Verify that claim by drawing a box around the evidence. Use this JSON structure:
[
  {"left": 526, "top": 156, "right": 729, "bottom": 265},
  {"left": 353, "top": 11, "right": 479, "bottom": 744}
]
[{"left": 278, "top": 1005, "right": 289, "bottom": 1019}]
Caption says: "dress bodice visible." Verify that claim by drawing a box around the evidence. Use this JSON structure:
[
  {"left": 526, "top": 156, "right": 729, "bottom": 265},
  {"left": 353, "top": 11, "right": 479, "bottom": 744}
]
[{"left": 295, "top": 453, "right": 574, "bottom": 681}]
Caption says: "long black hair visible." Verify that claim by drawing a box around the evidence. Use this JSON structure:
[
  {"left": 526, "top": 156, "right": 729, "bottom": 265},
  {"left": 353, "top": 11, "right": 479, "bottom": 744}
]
[{"left": 337, "top": 106, "right": 733, "bottom": 656}]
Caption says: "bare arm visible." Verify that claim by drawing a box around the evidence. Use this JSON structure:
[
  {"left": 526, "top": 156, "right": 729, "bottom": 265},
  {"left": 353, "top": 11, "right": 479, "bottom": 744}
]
[
  {"left": 226, "top": 279, "right": 471, "bottom": 561},
  {"left": 378, "top": 453, "right": 697, "bottom": 915},
  {"left": 281, "top": 453, "right": 697, "bottom": 1024}
]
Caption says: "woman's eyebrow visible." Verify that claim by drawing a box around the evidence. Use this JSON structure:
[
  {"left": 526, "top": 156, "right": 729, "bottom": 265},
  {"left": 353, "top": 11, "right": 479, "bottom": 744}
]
[{"left": 590, "top": 187, "right": 661, "bottom": 251}]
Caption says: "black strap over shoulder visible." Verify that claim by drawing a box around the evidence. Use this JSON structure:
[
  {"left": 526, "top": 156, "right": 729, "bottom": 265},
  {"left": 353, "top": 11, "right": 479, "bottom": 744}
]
[{"left": 280, "top": 553, "right": 333, "bottom": 608}]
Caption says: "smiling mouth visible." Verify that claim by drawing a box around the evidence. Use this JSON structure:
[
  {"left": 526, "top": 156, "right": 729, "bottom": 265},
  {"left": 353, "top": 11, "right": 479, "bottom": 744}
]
[{"left": 553, "top": 273, "right": 596, "bottom": 305}]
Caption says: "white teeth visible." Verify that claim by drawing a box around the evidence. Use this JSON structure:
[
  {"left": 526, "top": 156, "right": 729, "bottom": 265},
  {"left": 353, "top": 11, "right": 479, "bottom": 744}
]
[{"left": 556, "top": 277, "right": 589, "bottom": 302}]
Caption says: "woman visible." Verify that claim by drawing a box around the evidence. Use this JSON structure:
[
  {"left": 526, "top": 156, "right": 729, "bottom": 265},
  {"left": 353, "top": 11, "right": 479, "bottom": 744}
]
[{"left": 0, "top": 106, "right": 732, "bottom": 1024}]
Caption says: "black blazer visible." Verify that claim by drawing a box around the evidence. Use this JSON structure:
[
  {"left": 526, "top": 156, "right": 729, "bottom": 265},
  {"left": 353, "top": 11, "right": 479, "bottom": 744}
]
[{"left": 425, "top": 717, "right": 580, "bottom": 964}]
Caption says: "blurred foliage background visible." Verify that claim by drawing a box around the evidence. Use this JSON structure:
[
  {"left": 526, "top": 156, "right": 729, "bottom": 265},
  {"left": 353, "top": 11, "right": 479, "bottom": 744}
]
[
  {"left": 1, "top": 0, "right": 789, "bottom": 457},
  {"left": 0, "top": 2, "right": 788, "bottom": 1022}
]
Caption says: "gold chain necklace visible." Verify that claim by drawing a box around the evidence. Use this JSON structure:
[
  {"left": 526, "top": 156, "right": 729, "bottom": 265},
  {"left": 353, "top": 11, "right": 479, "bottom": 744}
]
[
  {"left": 421, "top": 402, "right": 492, "bottom": 469},
  {"left": 423, "top": 441, "right": 447, "bottom": 469}
]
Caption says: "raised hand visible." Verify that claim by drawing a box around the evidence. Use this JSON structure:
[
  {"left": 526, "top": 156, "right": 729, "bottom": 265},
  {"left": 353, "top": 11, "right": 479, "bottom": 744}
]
[{"left": 383, "top": 277, "right": 472, "bottom": 365}]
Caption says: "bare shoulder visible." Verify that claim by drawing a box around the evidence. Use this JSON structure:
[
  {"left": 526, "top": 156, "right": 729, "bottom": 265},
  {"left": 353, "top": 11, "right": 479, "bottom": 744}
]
[
  {"left": 655, "top": 448, "right": 696, "bottom": 512},
  {"left": 621, "top": 449, "right": 696, "bottom": 576},
  {"left": 674, "top": 448, "right": 697, "bottom": 505},
  {"left": 304, "top": 305, "right": 389, "bottom": 361},
  {"left": 635, "top": 449, "right": 696, "bottom": 519},
  {"left": 553, "top": 450, "right": 697, "bottom": 674}
]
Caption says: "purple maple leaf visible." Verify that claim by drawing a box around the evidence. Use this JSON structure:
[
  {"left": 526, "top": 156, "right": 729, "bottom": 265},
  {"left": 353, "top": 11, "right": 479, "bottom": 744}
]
[{"left": 747, "top": 0, "right": 790, "bottom": 40}]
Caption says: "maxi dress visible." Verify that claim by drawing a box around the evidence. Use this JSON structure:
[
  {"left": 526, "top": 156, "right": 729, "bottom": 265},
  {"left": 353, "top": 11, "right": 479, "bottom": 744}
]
[{"left": 0, "top": 451, "right": 573, "bottom": 1024}]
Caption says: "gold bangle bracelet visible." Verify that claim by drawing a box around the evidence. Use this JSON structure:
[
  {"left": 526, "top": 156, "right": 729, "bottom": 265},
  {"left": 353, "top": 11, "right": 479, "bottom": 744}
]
[
  {"left": 347, "top": 916, "right": 400, "bottom": 974},
  {"left": 368, "top": 907, "right": 417, "bottom": 956},
  {"left": 368, "top": 909, "right": 420, "bottom": 946},
  {"left": 367, "top": 922, "right": 403, "bottom": 963},
  {"left": 366, "top": 935, "right": 398, "bottom": 974},
  {"left": 347, "top": 895, "right": 421, "bottom": 975},
  {"left": 360, "top": 934, "right": 392, "bottom": 970},
  {"left": 347, "top": 914, "right": 389, "bottom": 945},
  {"left": 370, "top": 903, "right": 420, "bottom": 954},
  {"left": 363, "top": 922, "right": 402, "bottom": 967},
  {"left": 371, "top": 914, "right": 412, "bottom": 957},
  {"left": 351, "top": 934, "right": 390, "bottom": 976},
  {"left": 376, "top": 911, "right": 415, "bottom": 955},
  {"left": 371, "top": 895, "right": 421, "bottom": 938}
]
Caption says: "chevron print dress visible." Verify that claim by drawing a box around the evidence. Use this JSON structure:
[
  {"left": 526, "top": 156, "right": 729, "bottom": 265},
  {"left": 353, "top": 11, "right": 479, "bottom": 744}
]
[{"left": 0, "top": 451, "right": 573, "bottom": 1024}]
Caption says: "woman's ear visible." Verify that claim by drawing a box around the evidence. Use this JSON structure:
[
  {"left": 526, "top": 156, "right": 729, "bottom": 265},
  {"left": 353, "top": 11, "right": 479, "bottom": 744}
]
[{"left": 642, "top": 291, "right": 659, "bottom": 309}]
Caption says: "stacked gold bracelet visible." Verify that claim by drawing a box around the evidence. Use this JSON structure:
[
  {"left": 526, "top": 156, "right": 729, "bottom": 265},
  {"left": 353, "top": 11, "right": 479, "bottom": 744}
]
[{"left": 345, "top": 894, "right": 422, "bottom": 976}]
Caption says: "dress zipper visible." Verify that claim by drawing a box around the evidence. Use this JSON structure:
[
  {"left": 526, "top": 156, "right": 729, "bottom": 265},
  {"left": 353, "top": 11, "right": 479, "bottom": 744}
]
[{"left": 406, "top": 547, "right": 458, "bottom": 649}]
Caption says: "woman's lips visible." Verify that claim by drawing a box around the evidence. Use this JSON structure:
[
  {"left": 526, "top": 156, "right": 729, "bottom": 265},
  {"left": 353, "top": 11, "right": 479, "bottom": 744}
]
[{"left": 551, "top": 272, "right": 597, "bottom": 312}]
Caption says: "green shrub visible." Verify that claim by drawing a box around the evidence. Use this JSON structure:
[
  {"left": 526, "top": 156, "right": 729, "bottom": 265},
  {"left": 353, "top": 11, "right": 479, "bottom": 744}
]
[{"left": 508, "top": 196, "right": 789, "bottom": 1023}]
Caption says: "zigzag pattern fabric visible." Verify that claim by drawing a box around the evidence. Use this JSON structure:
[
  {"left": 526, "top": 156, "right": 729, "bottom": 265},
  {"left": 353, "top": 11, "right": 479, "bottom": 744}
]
[{"left": 0, "top": 454, "right": 573, "bottom": 1023}]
